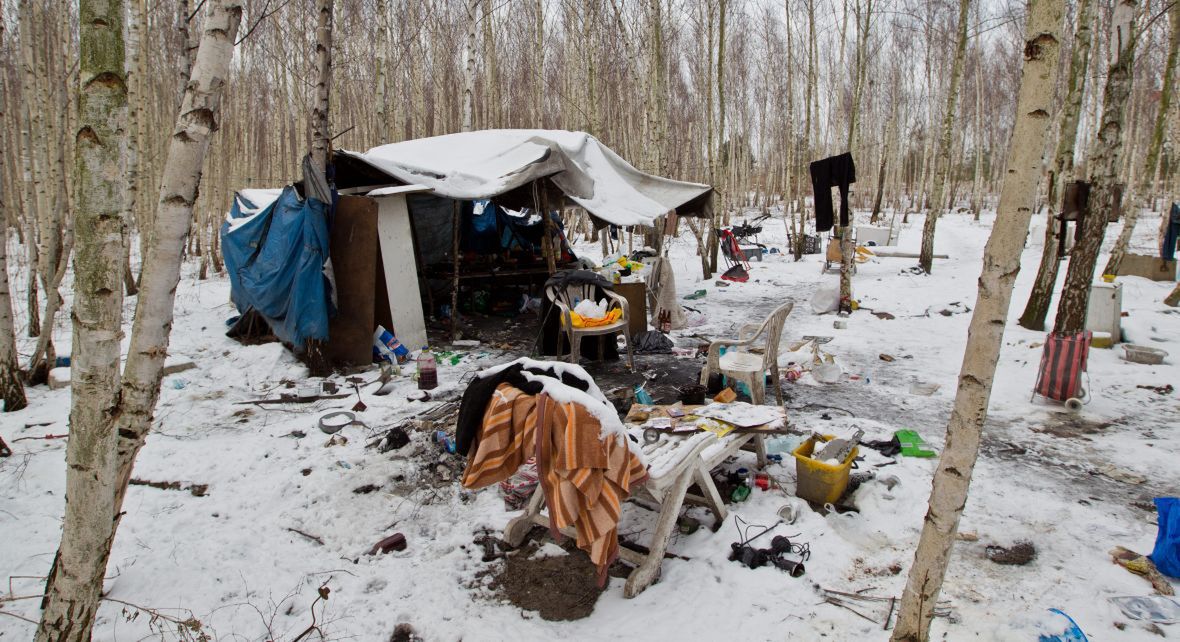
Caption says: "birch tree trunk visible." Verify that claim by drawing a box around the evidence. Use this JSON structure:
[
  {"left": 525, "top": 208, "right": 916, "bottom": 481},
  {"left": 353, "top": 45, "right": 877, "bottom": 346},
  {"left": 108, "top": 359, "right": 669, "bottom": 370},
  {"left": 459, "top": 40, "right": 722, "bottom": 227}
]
[
  {"left": 892, "top": 0, "right": 1064, "bottom": 637},
  {"left": 1054, "top": 0, "right": 1138, "bottom": 335},
  {"left": 123, "top": 0, "right": 142, "bottom": 296},
  {"left": 841, "top": 0, "right": 873, "bottom": 311},
  {"left": 0, "top": 0, "right": 28, "bottom": 413},
  {"left": 918, "top": 0, "right": 972, "bottom": 274},
  {"left": 1018, "top": 0, "right": 1094, "bottom": 330},
  {"left": 35, "top": 0, "right": 127, "bottom": 637},
  {"left": 1107, "top": 0, "right": 1178, "bottom": 274},
  {"left": 376, "top": 0, "right": 389, "bottom": 140},
  {"left": 110, "top": 0, "right": 243, "bottom": 549},
  {"left": 462, "top": 0, "right": 479, "bottom": 132},
  {"left": 311, "top": 0, "right": 333, "bottom": 170}
]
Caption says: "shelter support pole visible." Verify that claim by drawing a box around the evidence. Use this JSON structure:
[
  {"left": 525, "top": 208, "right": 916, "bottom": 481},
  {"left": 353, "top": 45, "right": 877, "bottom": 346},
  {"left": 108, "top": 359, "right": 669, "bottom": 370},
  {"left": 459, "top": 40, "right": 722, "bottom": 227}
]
[
  {"left": 540, "top": 184, "right": 557, "bottom": 275},
  {"left": 451, "top": 201, "right": 461, "bottom": 341}
]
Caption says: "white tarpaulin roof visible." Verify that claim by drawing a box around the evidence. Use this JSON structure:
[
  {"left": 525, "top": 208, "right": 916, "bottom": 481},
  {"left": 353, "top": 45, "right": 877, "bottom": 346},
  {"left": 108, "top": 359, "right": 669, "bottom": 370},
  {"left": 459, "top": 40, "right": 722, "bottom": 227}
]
[{"left": 337, "top": 129, "right": 712, "bottom": 227}]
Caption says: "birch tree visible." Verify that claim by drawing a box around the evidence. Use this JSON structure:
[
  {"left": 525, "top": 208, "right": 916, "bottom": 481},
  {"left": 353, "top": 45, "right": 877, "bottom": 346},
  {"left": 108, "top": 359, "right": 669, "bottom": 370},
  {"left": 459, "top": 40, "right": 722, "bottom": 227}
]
[
  {"left": 311, "top": 0, "right": 334, "bottom": 171},
  {"left": 0, "top": 0, "right": 27, "bottom": 412},
  {"left": 1018, "top": 0, "right": 1095, "bottom": 331},
  {"left": 892, "top": 0, "right": 1065, "bottom": 637},
  {"left": 1105, "top": 0, "right": 1178, "bottom": 275},
  {"left": 36, "top": 0, "right": 127, "bottom": 636},
  {"left": 462, "top": 0, "right": 479, "bottom": 132},
  {"left": 918, "top": 0, "right": 972, "bottom": 274},
  {"left": 110, "top": 0, "right": 243, "bottom": 555},
  {"left": 1054, "top": 0, "right": 1139, "bottom": 335}
]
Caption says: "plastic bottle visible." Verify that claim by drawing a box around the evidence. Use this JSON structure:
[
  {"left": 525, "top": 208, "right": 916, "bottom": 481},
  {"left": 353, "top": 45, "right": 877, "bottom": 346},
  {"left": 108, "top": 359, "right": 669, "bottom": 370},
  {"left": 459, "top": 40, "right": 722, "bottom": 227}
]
[{"left": 417, "top": 352, "right": 438, "bottom": 390}]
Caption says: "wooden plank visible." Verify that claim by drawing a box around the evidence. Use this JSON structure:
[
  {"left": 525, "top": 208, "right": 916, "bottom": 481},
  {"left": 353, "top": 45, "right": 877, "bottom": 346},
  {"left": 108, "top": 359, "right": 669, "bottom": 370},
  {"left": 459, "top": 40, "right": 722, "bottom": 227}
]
[
  {"left": 327, "top": 196, "right": 378, "bottom": 366},
  {"left": 376, "top": 194, "right": 429, "bottom": 352},
  {"left": 614, "top": 281, "right": 647, "bottom": 337},
  {"left": 1116, "top": 253, "right": 1177, "bottom": 282}
]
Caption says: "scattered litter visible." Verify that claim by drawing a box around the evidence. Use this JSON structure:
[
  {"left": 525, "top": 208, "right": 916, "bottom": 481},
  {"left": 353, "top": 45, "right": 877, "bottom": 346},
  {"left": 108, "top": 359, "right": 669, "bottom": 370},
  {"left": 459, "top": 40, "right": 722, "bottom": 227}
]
[
  {"left": 1109, "top": 595, "right": 1180, "bottom": 624},
  {"left": 712, "top": 388, "right": 737, "bottom": 403},
  {"left": 1123, "top": 344, "right": 1168, "bottom": 365},
  {"left": 318, "top": 410, "right": 364, "bottom": 434},
  {"left": 1098, "top": 464, "right": 1147, "bottom": 485},
  {"left": 879, "top": 353, "right": 895, "bottom": 362},
  {"left": 684, "top": 289, "right": 707, "bottom": 300},
  {"left": 353, "top": 483, "right": 381, "bottom": 494},
  {"left": 986, "top": 541, "right": 1036, "bottom": 566},
  {"left": 417, "top": 352, "right": 439, "bottom": 390},
  {"left": 434, "top": 430, "right": 457, "bottom": 454},
  {"left": 1038, "top": 608, "right": 1088, "bottom": 642},
  {"left": 368, "top": 426, "right": 410, "bottom": 453},
  {"left": 161, "top": 358, "right": 196, "bottom": 376},
  {"left": 896, "top": 430, "right": 937, "bottom": 457},
  {"left": 129, "top": 478, "right": 209, "bottom": 497},
  {"left": 48, "top": 367, "right": 71, "bottom": 390},
  {"left": 1137, "top": 384, "right": 1174, "bottom": 395},
  {"left": 811, "top": 287, "right": 840, "bottom": 314},
  {"left": 324, "top": 435, "right": 348, "bottom": 448},
  {"left": 909, "top": 382, "right": 940, "bottom": 396},
  {"left": 453, "top": 339, "right": 481, "bottom": 348},
  {"left": 1110, "top": 546, "right": 1174, "bottom": 595},
  {"left": 374, "top": 325, "right": 411, "bottom": 364},
  {"left": 369, "top": 532, "right": 408, "bottom": 555}
]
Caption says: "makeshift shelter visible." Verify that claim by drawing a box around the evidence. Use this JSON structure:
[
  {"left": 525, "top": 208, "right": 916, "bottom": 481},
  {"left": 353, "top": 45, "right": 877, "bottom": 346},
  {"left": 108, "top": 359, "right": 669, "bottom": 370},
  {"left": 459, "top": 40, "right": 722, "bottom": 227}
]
[{"left": 221, "top": 130, "right": 713, "bottom": 366}]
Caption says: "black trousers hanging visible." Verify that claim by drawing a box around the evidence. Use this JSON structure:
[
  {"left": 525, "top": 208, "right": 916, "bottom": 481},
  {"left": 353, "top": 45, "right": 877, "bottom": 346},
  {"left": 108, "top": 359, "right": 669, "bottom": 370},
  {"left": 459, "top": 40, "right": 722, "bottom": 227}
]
[{"left": 809, "top": 152, "right": 857, "bottom": 233}]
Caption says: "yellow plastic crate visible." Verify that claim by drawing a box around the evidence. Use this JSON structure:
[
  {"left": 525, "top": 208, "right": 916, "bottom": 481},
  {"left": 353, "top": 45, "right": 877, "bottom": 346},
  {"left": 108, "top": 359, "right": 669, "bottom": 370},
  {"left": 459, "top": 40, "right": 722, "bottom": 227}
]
[{"left": 792, "top": 434, "right": 858, "bottom": 505}]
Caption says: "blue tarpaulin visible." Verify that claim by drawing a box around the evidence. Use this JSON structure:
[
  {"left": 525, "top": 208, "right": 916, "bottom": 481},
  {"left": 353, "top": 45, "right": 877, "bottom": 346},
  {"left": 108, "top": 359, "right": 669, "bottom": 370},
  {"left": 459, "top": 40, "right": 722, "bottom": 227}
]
[{"left": 221, "top": 186, "right": 333, "bottom": 350}]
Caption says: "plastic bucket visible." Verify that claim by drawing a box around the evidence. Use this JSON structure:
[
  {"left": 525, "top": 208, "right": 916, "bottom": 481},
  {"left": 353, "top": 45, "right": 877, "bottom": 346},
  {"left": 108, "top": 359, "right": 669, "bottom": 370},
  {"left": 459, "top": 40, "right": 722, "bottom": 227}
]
[{"left": 792, "top": 435, "right": 857, "bottom": 505}]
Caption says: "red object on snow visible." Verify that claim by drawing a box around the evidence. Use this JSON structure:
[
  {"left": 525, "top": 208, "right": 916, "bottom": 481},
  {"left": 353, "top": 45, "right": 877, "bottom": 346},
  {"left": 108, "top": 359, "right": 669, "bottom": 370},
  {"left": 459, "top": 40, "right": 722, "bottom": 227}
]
[
  {"left": 368, "top": 533, "right": 407, "bottom": 555},
  {"left": 1033, "top": 331, "right": 1091, "bottom": 402}
]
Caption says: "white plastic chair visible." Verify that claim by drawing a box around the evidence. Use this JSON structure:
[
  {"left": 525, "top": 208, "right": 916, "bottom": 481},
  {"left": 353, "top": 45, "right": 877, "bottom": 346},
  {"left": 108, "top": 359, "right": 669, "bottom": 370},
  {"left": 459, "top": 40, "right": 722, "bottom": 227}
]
[
  {"left": 546, "top": 280, "right": 635, "bottom": 370},
  {"left": 698, "top": 301, "right": 794, "bottom": 405}
]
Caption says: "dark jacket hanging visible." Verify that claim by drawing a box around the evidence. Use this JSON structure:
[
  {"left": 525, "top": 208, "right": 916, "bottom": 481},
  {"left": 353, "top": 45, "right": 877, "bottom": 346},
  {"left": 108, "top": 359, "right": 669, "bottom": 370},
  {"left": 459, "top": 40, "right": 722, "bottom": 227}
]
[{"left": 810, "top": 153, "right": 857, "bottom": 233}]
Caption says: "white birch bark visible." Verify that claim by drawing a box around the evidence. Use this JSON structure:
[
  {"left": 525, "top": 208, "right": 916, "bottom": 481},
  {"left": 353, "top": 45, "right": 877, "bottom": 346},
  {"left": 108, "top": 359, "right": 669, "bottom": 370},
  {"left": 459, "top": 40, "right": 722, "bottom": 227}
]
[
  {"left": 1018, "top": 0, "right": 1094, "bottom": 330},
  {"left": 918, "top": 0, "right": 972, "bottom": 274},
  {"left": 462, "top": 0, "right": 480, "bottom": 132},
  {"left": 311, "top": 0, "right": 333, "bottom": 170},
  {"left": 35, "top": 0, "right": 127, "bottom": 637},
  {"left": 1109, "top": 0, "right": 1178, "bottom": 273},
  {"left": 0, "top": 0, "right": 27, "bottom": 412},
  {"left": 892, "top": 0, "right": 1065, "bottom": 637},
  {"left": 110, "top": 0, "right": 244, "bottom": 541},
  {"left": 1054, "top": 0, "right": 1138, "bottom": 335}
]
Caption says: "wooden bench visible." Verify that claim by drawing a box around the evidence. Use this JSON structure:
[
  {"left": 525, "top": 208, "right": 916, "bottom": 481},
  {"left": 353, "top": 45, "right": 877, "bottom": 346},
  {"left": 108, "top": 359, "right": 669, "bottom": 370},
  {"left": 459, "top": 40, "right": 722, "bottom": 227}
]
[{"left": 503, "top": 425, "right": 769, "bottom": 598}]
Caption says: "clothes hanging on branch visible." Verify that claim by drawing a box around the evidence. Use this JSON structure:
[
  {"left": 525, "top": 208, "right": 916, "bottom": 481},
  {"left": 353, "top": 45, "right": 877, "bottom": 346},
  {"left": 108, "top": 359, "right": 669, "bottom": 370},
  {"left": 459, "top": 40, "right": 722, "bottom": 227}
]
[{"left": 809, "top": 153, "right": 857, "bottom": 233}]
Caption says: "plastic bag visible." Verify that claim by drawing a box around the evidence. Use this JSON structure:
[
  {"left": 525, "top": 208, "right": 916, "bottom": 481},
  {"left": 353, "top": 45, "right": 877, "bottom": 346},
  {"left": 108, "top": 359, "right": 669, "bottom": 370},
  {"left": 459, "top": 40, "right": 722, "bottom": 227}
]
[
  {"left": 810, "top": 286, "right": 840, "bottom": 314},
  {"left": 1150, "top": 497, "right": 1180, "bottom": 578}
]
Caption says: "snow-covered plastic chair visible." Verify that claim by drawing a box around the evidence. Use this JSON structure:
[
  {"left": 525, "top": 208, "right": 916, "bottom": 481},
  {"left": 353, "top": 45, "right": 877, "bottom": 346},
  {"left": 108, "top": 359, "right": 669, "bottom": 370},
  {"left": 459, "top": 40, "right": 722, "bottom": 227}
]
[{"left": 698, "top": 301, "right": 794, "bottom": 405}]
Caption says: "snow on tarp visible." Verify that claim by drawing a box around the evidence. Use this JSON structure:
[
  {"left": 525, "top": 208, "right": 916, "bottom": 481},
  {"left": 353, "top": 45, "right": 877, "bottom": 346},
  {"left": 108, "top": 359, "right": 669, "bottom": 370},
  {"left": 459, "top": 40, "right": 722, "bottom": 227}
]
[
  {"left": 221, "top": 185, "right": 332, "bottom": 350},
  {"left": 337, "top": 130, "right": 711, "bottom": 228}
]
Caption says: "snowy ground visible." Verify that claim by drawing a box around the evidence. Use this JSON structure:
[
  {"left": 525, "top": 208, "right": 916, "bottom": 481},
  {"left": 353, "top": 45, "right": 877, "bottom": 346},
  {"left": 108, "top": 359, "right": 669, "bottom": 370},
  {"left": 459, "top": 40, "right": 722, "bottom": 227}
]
[{"left": 2, "top": 208, "right": 1178, "bottom": 641}]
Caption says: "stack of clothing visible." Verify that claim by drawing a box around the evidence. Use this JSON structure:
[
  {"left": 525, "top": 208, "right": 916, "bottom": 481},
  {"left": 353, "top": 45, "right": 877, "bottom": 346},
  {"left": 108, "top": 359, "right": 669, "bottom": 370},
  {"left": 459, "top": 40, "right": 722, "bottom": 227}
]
[{"left": 458, "top": 359, "right": 647, "bottom": 581}]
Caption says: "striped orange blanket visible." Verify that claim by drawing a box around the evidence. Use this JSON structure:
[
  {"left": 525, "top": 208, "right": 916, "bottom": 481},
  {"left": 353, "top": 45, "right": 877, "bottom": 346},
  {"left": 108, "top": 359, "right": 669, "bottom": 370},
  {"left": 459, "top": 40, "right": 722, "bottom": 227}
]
[{"left": 461, "top": 383, "right": 647, "bottom": 579}]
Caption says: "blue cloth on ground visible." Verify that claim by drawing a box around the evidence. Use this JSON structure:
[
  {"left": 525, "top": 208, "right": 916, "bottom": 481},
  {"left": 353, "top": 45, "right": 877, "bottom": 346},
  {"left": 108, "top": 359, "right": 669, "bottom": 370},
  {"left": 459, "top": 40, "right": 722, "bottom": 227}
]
[{"left": 1150, "top": 497, "right": 1180, "bottom": 578}]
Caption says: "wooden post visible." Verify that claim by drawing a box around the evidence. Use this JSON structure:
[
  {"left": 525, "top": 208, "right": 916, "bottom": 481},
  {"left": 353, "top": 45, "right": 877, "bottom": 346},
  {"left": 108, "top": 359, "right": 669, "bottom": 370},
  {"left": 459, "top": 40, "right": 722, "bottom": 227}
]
[
  {"left": 451, "top": 200, "right": 462, "bottom": 341},
  {"left": 539, "top": 182, "right": 557, "bottom": 274}
]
